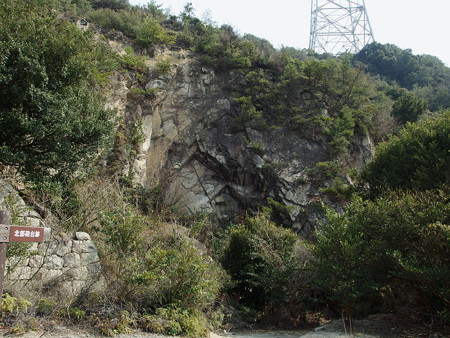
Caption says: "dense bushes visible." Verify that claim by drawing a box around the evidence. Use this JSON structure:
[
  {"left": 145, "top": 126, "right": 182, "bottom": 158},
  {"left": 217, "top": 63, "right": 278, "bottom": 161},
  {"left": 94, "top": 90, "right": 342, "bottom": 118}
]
[
  {"left": 118, "top": 235, "right": 225, "bottom": 310},
  {"left": 391, "top": 91, "right": 428, "bottom": 123},
  {"left": 361, "top": 111, "right": 450, "bottom": 195},
  {"left": 313, "top": 189, "right": 450, "bottom": 319},
  {"left": 29, "top": 176, "right": 227, "bottom": 336},
  {"left": 135, "top": 17, "right": 176, "bottom": 47},
  {"left": 91, "top": 0, "right": 130, "bottom": 10},
  {"left": 87, "top": 8, "right": 145, "bottom": 38},
  {"left": 87, "top": 8, "right": 175, "bottom": 47},
  {"left": 311, "top": 113, "right": 450, "bottom": 325},
  {"left": 91, "top": 193, "right": 227, "bottom": 336},
  {"left": 219, "top": 211, "right": 301, "bottom": 317},
  {"left": 356, "top": 42, "right": 450, "bottom": 90}
]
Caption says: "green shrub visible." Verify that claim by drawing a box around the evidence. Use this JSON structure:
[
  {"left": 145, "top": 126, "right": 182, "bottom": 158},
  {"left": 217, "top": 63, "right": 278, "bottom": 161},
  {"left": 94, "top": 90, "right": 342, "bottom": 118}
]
[
  {"left": 314, "top": 161, "right": 340, "bottom": 178},
  {"left": 35, "top": 298, "right": 57, "bottom": 316},
  {"left": 97, "top": 206, "right": 147, "bottom": 259},
  {"left": 233, "top": 96, "right": 264, "bottom": 127},
  {"left": 320, "top": 177, "right": 355, "bottom": 202},
  {"left": 312, "top": 188, "right": 450, "bottom": 319},
  {"left": 154, "top": 58, "right": 172, "bottom": 76},
  {"left": 323, "top": 106, "right": 356, "bottom": 156},
  {"left": 68, "top": 307, "right": 86, "bottom": 321},
  {"left": 90, "top": 44, "right": 120, "bottom": 84},
  {"left": 128, "top": 87, "right": 146, "bottom": 99},
  {"left": 392, "top": 91, "right": 428, "bottom": 123},
  {"left": 135, "top": 17, "right": 175, "bottom": 46},
  {"left": 245, "top": 138, "right": 265, "bottom": 155},
  {"left": 145, "top": 87, "right": 160, "bottom": 100},
  {"left": 123, "top": 235, "right": 226, "bottom": 311},
  {"left": 1, "top": 294, "right": 31, "bottom": 315},
  {"left": 151, "top": 307, "right": 209, "bottom": 337},
  {"left": 362, "top": 111, "right": 450, "bottom": 195},
  {"left": 87, "top": 8, "right": 143, "bottom": 38},
  {"left": 0, "top": 0, "right": 114, "bottom": 183},
  {"left": 120, "top": 47, "right": 147, "bottom": 72},
  {"left": 93, "top": 202, "right": 226, "bottom": 316},
  {"left": 219, "top": 210, "right": 299, "bottom": 313},
  {"left": 91, "top": 0, "right": 130, "bottom": 10}
]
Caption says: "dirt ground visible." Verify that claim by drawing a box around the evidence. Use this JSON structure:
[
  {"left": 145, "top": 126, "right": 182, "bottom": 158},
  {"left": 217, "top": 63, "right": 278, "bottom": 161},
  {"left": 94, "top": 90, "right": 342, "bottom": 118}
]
[
  {"left": 224, "top": 313, "right": 449, "bottom": 337},
  {"left": 0, "top": 312, "right": 448, "bottom": 337},
  {"left": 219, "top": 311, "right": 449, "bottom": 337}
]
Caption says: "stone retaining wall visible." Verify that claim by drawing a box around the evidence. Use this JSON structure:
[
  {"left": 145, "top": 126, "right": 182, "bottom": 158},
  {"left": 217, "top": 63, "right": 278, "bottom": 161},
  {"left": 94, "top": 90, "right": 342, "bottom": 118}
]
[{"left": 5, "top": 231, "right": 103, "bottom": 300}]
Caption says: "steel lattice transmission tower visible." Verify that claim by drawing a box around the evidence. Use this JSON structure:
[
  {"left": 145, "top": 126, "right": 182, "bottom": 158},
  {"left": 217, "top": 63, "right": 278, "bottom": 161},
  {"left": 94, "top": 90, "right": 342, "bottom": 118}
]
[{"left": 309, "top": 0, "right": 375, "bottom": 55}]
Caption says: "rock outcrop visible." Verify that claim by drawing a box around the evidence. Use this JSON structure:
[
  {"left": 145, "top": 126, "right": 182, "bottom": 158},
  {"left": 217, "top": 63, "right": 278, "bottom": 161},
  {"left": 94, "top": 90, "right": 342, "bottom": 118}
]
[{"left": 108, "top": 45, "right": 374, "bottom": 239}]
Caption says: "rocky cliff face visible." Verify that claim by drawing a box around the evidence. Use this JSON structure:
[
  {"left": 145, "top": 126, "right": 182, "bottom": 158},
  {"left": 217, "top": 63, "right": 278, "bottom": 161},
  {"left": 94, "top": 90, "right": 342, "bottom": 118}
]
[{"left": 107, "top": 45, "right": 374, "bottom": 239}]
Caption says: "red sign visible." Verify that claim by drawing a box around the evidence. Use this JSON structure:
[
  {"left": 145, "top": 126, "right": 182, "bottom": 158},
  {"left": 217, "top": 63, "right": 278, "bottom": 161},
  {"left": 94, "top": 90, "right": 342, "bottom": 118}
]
[{"left": 9, "top": 225, "right": 45, "bottom": 243}]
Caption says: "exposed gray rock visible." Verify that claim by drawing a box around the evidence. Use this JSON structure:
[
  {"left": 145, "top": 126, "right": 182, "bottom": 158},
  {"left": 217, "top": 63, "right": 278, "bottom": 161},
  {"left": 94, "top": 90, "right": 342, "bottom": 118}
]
[
  {"left": 63, "top": 252, "right": 81, "bottom": 268},
  {"left": 72, "top": 240, "right": 97, "bottom": 254},
  {"left": 145, "top": 79, "right": 166, "bottom": 90},
  {"left": 8, "top": 266, "right": 33, "bottom": 280},
  {"left": 43, "top": 255, "right": 64, "bottom": 269},
  {"left": 105, "top": 46, "right": 374, "bottom": 239},
  {"left": 56, "top": 241, "right": 72, "bottom": 256},
  {"left": 80, "top": 251, "right": 100, "bottom": 265},
  {"left": 28, "top": 255, "right": 44, "bottom": 268},
  {"left": 75, "top": 232, "right": 91, "bottom": 241}
]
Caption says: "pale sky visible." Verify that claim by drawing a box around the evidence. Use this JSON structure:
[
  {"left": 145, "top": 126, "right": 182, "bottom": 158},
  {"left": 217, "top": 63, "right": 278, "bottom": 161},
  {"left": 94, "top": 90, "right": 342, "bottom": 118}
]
[{"left": 129, "top": 0, "right": 450, "bottom": 66}]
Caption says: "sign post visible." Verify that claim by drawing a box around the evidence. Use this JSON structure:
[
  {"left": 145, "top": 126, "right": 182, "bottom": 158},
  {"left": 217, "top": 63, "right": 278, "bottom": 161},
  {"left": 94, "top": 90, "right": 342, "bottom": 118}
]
[
  {"left": 0, "top": 210, "right": 51, "bottom": 308},
  {"left": 0, "top": 210, "right": 10, "bottom": 309}
]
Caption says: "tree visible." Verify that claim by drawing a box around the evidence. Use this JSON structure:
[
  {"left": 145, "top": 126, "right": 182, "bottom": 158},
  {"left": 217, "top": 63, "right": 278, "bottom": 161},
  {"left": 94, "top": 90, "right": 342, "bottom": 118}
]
[
  {"left": 0, "top": 0, "right": 114, "bottom": 182},
  {"left": 392, "top": 91, "right": 428, "bottom": 123},
  {"left": 313, "top": 110, "right": 450, "bottom": 322},
  {"left": 361, "top": 111, "right": 450, "bottom": 195},
  {"left": 313, "top": 189, "right": 450, "bottom": 319},
  {"left": 355, "top": 42, "right": 450, "bottom": 112}
]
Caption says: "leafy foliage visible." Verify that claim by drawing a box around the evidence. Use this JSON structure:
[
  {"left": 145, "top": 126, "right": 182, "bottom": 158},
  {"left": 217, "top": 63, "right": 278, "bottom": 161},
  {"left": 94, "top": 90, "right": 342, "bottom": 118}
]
[
  {"left": 313, "top": 110, "right": 450, "bottom": 322},
  {"left": 1, "top": 294, "right": 31, "bottom": 315},
  {"left": 123, "top": 236, "right": 226, "bottom": 310},
  {"left": 94, "top": 204, "right": 226, "bottom": 318},
  {"left": 361, "top": 111, "right": 450, "bottom": 195},
  {"left": 356, "top": 42, "right": 450, "bottom": 112},
  {"left": 0, "top": 0, "right": 114, "bottom": 183},
  {"left": 154, "top": 57, "right": 172, "bottom": 76},
  {"left": 356, "top": 42, "right": 450, "bottom": 89},
  {"left": 36, "top": 175, "right": 227, "bottom": 333},
  {"left": 234, "top": 56, "right": 389, "bottom": 154},
  {"left": 91, "top": 0, "right": 130, "bottom": 10},
  {"left": 392, "top": 91, "right": 428, "bottom": 123},
  {"left": 87, "top": 8, "right": 145, "bottom": 38},
  {"left": 313, "top": 189, "right": 450, "bottom": 316},
  {"left": 142, "top": 307, "right": 211, "bottom": 337},
  {"left": 135, "top": 17, "right": 175, "bottom": 47},
  {"left": 220, "top": 210, "right": 300, "bottom": 314},
  {"left": 120, "top": 47, "right": 147, "bottom": 72}
]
